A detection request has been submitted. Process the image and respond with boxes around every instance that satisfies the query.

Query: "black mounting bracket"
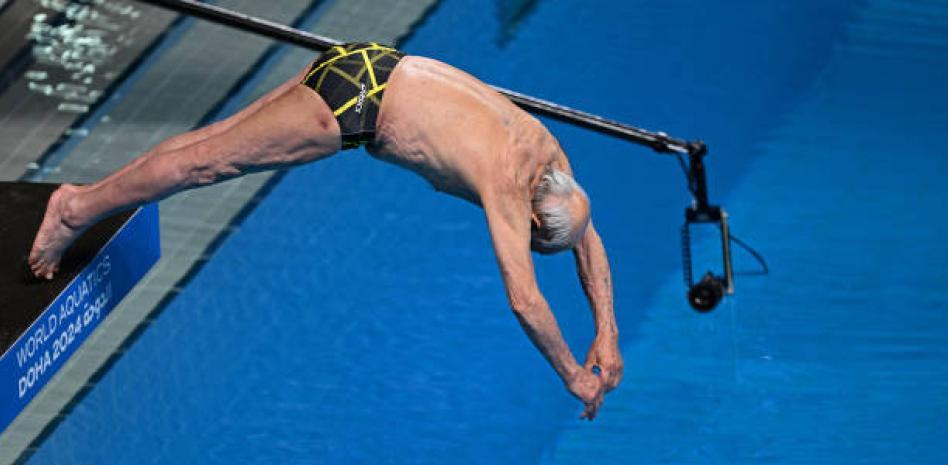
[677,142,734,312]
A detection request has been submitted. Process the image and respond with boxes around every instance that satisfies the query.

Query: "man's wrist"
[595,323,619,340]
[562,361,583,386]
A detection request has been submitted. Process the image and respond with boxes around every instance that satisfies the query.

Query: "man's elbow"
[509,290,544,316]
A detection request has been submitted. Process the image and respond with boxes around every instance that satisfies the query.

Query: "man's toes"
[31,261,53,280]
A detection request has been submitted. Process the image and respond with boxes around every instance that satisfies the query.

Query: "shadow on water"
[495,0,541,47]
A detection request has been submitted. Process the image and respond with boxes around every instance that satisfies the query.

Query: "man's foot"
[28,184,87,280]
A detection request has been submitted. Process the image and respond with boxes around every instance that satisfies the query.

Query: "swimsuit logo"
[355,83,368,114]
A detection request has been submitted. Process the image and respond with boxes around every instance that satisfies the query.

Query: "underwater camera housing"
[676,141,734,312]
[682,204,733,312]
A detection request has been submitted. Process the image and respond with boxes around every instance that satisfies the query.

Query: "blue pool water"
[28,0,948,463]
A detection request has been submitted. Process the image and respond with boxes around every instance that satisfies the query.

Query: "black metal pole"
[136,0,702,155]
[688,146,711,210]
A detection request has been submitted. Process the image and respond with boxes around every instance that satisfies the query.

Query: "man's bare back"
[27,46,622,419]
[371,56,561,205]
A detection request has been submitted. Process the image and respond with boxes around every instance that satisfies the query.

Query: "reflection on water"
[25,0,143,114]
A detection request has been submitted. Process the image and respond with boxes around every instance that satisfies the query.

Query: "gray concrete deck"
[0,0,438,462]
[0,0,177,181]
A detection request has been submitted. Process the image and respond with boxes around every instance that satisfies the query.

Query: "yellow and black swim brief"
[301,42,405,150]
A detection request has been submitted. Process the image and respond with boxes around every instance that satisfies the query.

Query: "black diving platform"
[0,182,159,432]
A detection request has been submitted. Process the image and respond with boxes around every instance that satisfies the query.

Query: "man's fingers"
[589,362,621,392]
[603,370,619,392]
[579,395,604,421]
[573,365,607,420]
[583,358,597,371]
[579,399,594,420]
[583,358,606,381]
[586,401,600,421]
[580,404,595,420]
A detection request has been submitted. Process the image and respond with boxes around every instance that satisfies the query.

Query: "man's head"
[530,168,591,254]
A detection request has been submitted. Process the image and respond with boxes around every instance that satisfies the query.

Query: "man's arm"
[482,194,605,419]
[545,146,624,392]
[573,223,623,391]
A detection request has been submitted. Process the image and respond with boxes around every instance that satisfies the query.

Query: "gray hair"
[531,168,589,254]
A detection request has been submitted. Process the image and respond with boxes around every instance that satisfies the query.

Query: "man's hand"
[570,221,621,393]
[567,366,606,420]
[584,335,623,392]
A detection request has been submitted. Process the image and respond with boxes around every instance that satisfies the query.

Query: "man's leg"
[28,70,341,279]
[92,69,309,187]
[148,68,309,153]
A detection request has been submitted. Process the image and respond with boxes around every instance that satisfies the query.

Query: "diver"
[27,43,622,420]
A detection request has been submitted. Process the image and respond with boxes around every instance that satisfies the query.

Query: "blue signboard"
[0,204,160,432]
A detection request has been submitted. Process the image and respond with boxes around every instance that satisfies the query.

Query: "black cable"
[674,152,697,196]
[728,232,769,276]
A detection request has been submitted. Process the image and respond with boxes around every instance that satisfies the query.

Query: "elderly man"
[28,43,622,419]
